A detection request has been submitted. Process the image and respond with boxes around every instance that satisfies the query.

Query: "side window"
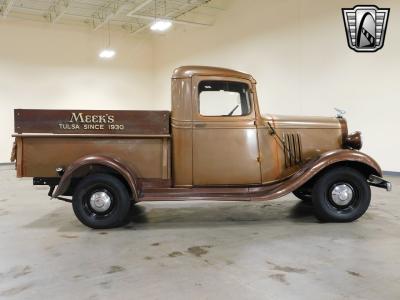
[199,81,251,117]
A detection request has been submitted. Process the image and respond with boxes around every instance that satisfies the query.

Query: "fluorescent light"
[150,19,172,32]
[99,49,116,59]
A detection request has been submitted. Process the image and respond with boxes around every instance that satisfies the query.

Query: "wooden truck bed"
[12,109,171,180]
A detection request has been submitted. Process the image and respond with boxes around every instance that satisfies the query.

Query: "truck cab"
[172,66,262,186]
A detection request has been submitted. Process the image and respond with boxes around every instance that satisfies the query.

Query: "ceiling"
[0,0,228,34]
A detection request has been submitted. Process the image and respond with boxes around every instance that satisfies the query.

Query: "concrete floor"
[0,167,399,300]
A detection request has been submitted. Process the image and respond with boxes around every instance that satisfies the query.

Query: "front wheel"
[312,167,371,222]
[72,173,132,229]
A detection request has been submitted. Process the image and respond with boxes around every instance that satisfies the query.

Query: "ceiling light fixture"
[150,0,172,32]
[150,19,172,31]
[99,21,116,59]
[99,49,116,58]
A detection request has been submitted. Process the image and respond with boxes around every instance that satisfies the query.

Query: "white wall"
[1,0,399,172]
[0,19,154,162]
[153,0,400,172]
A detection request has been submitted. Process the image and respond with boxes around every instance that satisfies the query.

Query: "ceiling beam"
[92,1,127,31]
[48,0,69,24]
[127,0,153,16]
[2,0,16,18]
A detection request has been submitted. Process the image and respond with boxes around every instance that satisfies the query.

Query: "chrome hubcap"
[89,191,112,213]
[331,184,354,206]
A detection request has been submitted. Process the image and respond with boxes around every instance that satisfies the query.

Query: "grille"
[282,133,302,168]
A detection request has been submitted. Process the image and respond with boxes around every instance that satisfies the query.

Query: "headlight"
[344,131,362,150]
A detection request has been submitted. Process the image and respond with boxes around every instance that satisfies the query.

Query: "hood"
[262,114,342,129]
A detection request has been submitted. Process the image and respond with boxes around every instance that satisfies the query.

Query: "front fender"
[250,149,382,200]
[309,149,382,177]
[53,155,141,200]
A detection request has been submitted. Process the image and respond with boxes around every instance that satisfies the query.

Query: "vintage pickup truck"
[11,66,391,229]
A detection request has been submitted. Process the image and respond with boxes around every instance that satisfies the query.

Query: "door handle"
[194,123,206,128]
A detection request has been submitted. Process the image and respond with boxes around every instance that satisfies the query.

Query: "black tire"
[72,173,132,229]
[293,189,312,202]
[312,167,371,222]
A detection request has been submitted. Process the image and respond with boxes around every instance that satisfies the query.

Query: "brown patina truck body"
[11,66,391,227]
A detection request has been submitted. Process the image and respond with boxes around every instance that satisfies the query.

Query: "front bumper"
[368,174,392,191]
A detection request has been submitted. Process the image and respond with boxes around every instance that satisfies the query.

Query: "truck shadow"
[23,199,315,232]
[126,200,316,228]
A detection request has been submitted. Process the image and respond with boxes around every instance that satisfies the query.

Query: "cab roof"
[172,66,256,83]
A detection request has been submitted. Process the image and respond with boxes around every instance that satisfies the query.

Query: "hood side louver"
[282,133,302,168]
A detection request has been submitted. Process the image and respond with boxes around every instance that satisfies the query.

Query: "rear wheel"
[72,173,132,229]
[312,167,371,222]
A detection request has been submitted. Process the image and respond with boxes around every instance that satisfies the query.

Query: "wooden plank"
[12,133,171,138]
[14,109,170,135]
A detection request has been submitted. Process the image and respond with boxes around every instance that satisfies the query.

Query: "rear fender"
[52,155,141,200]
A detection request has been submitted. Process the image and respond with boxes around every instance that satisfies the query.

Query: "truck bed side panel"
[13,109,171,180]
[19,137,169,179]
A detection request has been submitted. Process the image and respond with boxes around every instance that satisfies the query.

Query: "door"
[192,76,261,185]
